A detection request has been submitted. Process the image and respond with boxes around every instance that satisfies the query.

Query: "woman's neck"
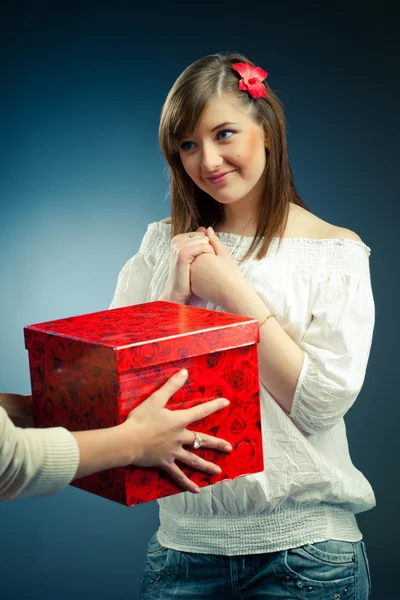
[216,208,258,237]
[215,202,300,237]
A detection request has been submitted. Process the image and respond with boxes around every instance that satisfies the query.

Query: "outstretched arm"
[0,369,231,500]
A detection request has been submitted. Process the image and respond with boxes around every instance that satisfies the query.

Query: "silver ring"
[192,433,204,450]
[188,233,196,238]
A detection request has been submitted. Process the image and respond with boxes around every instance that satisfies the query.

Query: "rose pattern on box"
[25,302,263,505]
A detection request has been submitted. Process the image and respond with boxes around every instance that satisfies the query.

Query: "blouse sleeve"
[109,224,161,309]
[0,407,80,500]
[290,250,375,435]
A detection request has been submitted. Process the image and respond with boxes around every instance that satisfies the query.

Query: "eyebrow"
[210,121,238,132]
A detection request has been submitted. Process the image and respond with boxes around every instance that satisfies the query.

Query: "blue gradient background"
[0,2,398,599]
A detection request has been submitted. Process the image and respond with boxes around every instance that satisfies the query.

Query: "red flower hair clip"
[232,62,268,99]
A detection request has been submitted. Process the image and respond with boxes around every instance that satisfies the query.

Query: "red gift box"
[24,301,263,505]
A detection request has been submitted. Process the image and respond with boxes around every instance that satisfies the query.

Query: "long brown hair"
[159,51,307,260]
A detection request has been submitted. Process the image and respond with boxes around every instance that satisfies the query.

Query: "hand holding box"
[25,301,263,505]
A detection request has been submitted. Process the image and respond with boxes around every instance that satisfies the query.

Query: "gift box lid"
[24,301,260,372]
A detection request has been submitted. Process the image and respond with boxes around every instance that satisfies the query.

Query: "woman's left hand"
[190,227,248,308]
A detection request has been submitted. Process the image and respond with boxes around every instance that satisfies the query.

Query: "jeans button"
[307,586,313,592]
[343,589,348,595]
[285,575,291,581]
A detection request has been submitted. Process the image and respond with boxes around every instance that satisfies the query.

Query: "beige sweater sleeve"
[0,406,80,500]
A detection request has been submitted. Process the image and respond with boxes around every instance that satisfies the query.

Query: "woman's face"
[178,93,267,210]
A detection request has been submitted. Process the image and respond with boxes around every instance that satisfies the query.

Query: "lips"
[206,170,236,185]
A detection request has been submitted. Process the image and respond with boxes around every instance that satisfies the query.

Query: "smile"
[206,170,236,185]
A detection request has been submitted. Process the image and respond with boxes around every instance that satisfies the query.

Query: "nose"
[201,142,223,172]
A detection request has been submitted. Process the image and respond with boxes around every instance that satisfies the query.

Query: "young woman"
[110,52,374,599]
[0,370,231,500]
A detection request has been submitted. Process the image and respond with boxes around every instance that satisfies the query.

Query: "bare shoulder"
[159,217,172,224]
[326,226,362,241]
[286,205,362,241]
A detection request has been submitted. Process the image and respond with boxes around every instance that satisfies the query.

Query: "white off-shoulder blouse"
[110,221,376,555]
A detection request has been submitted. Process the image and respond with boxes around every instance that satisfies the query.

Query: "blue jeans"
[140,535,371,599]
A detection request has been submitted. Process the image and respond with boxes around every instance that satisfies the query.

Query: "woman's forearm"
[71,421,139,479]
[221,284,305,414]
[1,369,233,496]
[0,393,140,480]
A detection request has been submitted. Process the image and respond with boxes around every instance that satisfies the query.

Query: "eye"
[180,140,196,152]
[216,129,235,141]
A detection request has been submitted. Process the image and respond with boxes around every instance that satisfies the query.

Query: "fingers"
[173,231,207,243]
[182,429,232,453]
[148,369,188,408]
[205,227,230,257]
[164,462,200,494]
[177,448,223,475]
[184,241,215,264]
[186,431,232,453]
[176,235,212,249]
[173,236,215,264]
[184,397,230,424]
[173,232,213,250]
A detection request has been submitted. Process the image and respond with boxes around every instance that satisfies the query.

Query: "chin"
[214,197,242,205]
[211,192,247,205]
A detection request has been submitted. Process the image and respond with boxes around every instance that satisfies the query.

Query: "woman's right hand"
[160,229,215,305]
[124,369,232,493]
